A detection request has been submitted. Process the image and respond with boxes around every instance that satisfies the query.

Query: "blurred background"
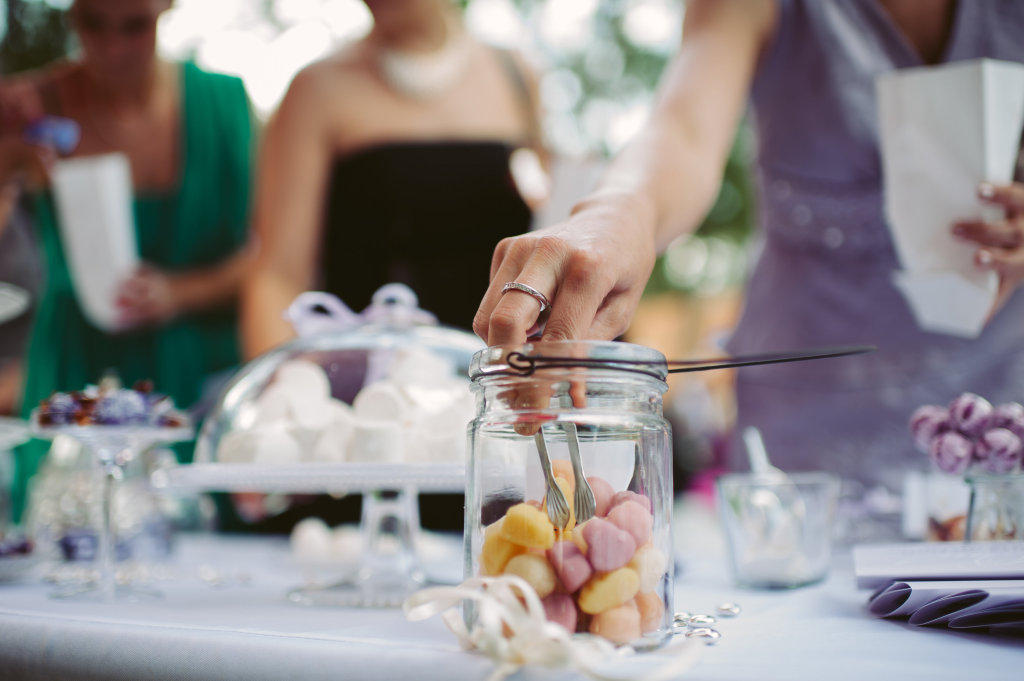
[0,0,757,487]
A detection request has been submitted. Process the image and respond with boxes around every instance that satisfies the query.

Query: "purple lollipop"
[909,404,951,453]
[974,427,1023,475]
[948,392,993,438]
[988,402,1024,441]
[929,431,973,475]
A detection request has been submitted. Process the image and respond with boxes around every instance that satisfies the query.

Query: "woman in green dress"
[0,0,255,522]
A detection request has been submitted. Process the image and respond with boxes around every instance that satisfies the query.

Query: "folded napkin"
[878,58,1024,338]
[868,579,1024,633]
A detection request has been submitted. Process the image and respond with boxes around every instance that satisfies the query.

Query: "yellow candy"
[589,602,641,645]
[571,519,590,555]
[550,460,576,494]
[500,503,556,550]
[503,553,557,598]
[480,518,526,576]
[542,477,576,530]
[578,567,639,615]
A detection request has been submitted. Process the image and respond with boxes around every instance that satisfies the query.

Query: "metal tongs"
[535,422,596,530]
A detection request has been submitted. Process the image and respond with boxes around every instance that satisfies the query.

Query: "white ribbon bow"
[403,575,703,681]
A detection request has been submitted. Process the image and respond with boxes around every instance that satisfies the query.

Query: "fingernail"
[977,250,993,266]
[978,183,996,199]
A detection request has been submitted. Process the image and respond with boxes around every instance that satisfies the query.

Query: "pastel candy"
[611,490,652,513]
[589,602,641,645]
[542,477,575,530]
[587,476,616,517]
[546,540,593,593]
[607,500,653,546]
[582,517,637,572]
[571,519,590,555]
[550,460,576,494]
[628,543,668,593]
[578,567,640,614]
[634,591,665,633]
[481,519,526,576]
[500,503,556,550]
[504,553,557,598]
[542,592,578,633]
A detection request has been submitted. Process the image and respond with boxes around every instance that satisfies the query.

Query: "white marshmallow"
[274,359,331,399]
[352,380,409,423]
[387,346,456,386]
[291,517,333,561]
[254,383,293,423]
[348,419,404,463]
[247,425,303,465]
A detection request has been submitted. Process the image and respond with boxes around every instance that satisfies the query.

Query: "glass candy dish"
[29,394,192,600]
[158,284,483,607]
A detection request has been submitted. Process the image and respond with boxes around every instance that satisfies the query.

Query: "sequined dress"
[725,0,1024,491]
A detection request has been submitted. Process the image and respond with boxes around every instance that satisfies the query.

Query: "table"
[1,502,1021,681]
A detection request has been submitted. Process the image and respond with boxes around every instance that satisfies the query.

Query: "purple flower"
[948,392,994,438]
[988,402,1024,441]
[909,404,951,453]
[974,427,1023,475]
[929,431,973,475]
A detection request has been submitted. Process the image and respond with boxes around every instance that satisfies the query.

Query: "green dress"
[13,62,255,523]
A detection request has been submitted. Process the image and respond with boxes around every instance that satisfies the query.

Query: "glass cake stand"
[30,414,193,600]
[156,461,464,607]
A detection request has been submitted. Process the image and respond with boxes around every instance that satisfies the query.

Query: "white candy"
[274,359,331,399]
[312,420,352,463]
[387,347,456,386]
[291,517,333,561]
[353,381,410,423]
[254,383,293,423]
[248,425,303,465]
[348,419,404,463]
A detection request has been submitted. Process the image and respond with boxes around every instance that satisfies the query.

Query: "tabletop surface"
[1,504,1022,681]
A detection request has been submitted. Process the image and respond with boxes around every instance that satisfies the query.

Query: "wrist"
[570,189,658,239]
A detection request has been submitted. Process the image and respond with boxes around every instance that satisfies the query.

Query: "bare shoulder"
[285,41,375,106]
[684,0,779,45]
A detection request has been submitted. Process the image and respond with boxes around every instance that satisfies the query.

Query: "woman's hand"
[953,182,1024,316]
[473,191,658,347]
[115,264,184,328]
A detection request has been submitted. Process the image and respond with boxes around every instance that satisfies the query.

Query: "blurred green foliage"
[0,0,71,75]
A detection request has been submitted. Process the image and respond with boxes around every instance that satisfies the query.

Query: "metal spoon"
[563,422,596,523]
[534,429,571,529]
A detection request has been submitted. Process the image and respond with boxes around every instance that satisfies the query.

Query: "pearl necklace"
[375,31,473,99]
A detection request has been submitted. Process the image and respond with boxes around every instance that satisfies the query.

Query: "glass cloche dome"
[194,284,484,472]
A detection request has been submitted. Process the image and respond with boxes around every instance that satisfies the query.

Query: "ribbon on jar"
[403,575,703,681]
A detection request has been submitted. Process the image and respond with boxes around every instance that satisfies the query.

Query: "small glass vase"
[964,473,1024,542]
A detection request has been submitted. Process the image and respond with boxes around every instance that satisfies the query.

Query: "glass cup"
[716,471,840,589]
[965,473,1024,541]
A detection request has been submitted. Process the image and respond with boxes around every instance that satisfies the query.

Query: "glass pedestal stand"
[30,420,192,601]
[288,486,434,608]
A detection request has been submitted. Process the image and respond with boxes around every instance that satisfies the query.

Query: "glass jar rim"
[469,340,668,382]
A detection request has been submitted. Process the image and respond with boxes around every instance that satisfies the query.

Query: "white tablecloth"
[1,503,1021,681]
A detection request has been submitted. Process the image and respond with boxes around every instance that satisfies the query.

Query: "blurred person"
[0,0,256,522]
[242,0,544,357]
[473,0,1024,495]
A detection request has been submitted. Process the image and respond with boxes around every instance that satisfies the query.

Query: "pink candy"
[542,592,577,633]
[610,490,652,513]
[587,476,616,517]
[607,500,653,547]
[582,518,637,572]
[546,541,593,593]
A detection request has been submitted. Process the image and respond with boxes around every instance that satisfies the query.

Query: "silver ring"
[501,281,551,313]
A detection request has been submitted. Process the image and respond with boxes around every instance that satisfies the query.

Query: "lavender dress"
[726,0,1024,492]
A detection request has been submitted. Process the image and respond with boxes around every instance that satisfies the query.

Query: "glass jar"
[466,341,673,649]
[965,473,1024,541]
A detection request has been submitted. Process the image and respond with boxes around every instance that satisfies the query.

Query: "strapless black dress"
[320,140,533,331]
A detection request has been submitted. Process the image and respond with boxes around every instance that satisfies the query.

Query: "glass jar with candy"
[466,341,673,649]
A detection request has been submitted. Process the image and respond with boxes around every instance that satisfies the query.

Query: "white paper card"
[877,58,1024,338]
[852,540,1024,589]
[50,153,138,332]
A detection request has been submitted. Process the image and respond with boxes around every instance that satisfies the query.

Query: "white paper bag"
[50,153,138,332]
[877,58,1024,338]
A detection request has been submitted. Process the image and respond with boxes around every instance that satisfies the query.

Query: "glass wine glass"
[30,415,192,600]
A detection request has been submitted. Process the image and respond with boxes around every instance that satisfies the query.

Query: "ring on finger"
[501,281,552,313]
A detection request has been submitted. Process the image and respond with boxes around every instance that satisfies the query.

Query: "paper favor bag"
[877,58,1024,338]
[51,153,138,332]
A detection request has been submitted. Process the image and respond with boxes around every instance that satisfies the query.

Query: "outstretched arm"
[241,65,336,358]
[474,0,777,346]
